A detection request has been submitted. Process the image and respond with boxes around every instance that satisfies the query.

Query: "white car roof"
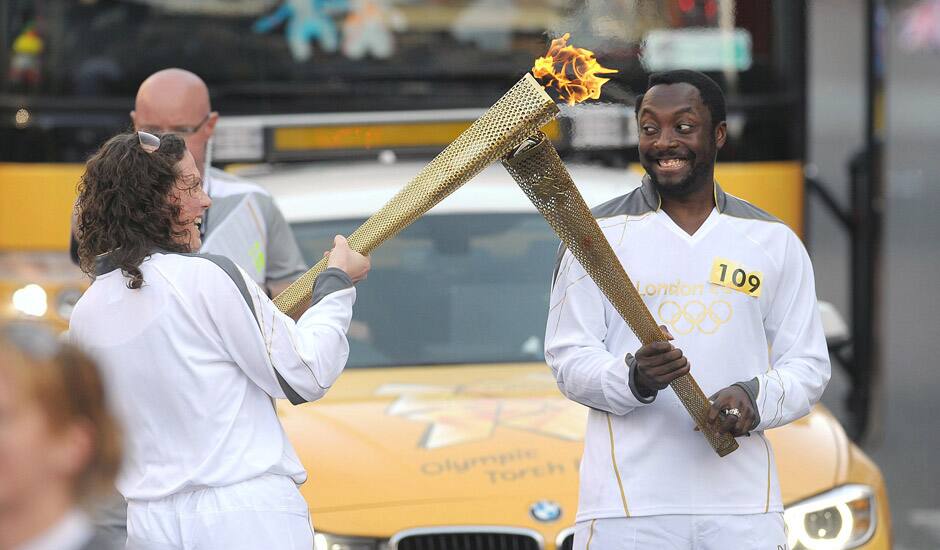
[240,160,644,223]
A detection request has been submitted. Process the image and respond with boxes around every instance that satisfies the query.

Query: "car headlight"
[784,484,876,550]
[313,533,387,550]
[12,284,48,317]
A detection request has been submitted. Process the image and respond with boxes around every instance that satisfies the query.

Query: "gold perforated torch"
[273,35,605,318]
[503,35,738,457]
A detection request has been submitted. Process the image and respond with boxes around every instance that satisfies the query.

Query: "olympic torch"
[273,33,609,319]
[503,132,739,457]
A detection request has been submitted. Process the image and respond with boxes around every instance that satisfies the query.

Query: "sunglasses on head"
[138,131,161,153]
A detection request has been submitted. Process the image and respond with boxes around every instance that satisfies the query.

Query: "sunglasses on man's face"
[137,113,211,137]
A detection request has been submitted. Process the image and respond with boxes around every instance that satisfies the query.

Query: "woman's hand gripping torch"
[272,34,614,319]
[502,132,739,457]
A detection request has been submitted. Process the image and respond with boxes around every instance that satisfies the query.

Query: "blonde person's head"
[0,321,121,510]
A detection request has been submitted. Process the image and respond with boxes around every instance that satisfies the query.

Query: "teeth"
[658,159,686,168]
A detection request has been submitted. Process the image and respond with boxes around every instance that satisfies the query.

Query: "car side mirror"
[818,301,849,349]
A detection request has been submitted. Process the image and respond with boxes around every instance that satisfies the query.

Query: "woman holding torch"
[69,131,369,549]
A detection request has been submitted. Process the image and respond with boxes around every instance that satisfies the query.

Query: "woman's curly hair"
[76,132,195,289]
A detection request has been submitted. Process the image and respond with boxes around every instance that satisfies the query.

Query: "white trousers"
[125,474,313,550]
[574,513,787,550]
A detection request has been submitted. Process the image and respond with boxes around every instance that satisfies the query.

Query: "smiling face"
[636,82,726,198]
[168,150,211,252]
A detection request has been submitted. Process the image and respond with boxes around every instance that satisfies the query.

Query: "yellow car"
[245,160,892,550]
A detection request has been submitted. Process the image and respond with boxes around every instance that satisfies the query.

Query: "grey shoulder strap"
[720,194,783,223]
[591,187,654,219]
[552,187,653,285]
[180,252,308,405]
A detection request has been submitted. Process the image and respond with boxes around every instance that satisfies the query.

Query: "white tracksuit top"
[545,179,830,521]
[70,251,354,501]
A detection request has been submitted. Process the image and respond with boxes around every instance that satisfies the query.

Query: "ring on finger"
[722,407,741,417]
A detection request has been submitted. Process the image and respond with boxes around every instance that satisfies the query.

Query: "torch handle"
[503,133,738,457]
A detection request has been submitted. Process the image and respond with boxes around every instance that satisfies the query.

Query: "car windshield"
[292,213,559,367]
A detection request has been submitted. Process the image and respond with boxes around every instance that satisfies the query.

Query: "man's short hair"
[634,70,726,129]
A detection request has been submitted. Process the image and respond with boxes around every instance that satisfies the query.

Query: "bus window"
[2,1,804,164]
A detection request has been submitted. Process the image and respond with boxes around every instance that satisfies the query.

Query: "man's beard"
[647,156,709,198]
[643,142,716,198]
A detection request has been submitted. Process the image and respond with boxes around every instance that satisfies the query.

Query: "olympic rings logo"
[657,300,733,335]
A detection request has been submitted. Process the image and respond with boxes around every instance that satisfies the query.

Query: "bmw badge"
[529,500,562,522]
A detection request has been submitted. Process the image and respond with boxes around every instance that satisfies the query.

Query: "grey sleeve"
[311,268,353,306]
[733,377,761,430]
[626,353,657,404]
[261,195,309,283]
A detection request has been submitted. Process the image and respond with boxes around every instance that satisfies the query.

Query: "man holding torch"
[544,70,830,548]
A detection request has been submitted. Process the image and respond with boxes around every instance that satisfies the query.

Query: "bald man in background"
[132,68,307,297]
[80,69,308,548]
[72,68,307,297]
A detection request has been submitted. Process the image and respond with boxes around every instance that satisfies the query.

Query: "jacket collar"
[93,252,119,276]
[93,248,171,277]
[639,174,727,213]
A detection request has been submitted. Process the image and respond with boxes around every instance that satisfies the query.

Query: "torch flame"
[532,33,617,106]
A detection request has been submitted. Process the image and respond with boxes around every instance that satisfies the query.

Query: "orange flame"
[532,33,617,105]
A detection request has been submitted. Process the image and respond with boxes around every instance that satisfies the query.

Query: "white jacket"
[70,251,353,501]
[545,179,830,520]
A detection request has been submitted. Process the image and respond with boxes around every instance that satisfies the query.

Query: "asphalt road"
[818,188,940,550]
[867,167,940,550]
[806,3,940,547]
[813,131,940,550]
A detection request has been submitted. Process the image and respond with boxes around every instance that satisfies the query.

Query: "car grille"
[558,533,574,550]
[395,531,541,550]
